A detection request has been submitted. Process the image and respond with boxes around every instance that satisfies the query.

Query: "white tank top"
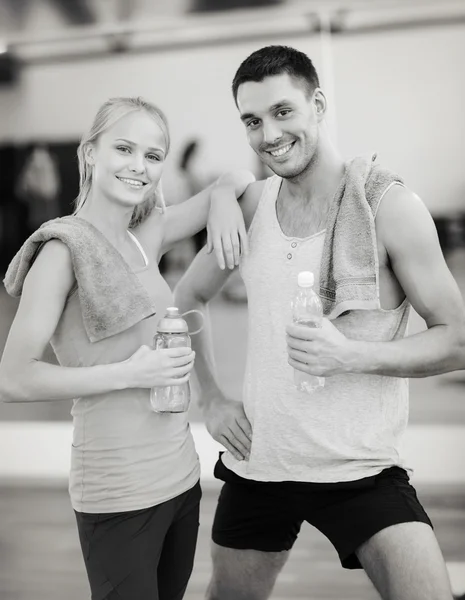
[222,176,411,483]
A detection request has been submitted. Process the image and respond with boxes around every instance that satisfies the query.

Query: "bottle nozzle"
[297,271,314,287]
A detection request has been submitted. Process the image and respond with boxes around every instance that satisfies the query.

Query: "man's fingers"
[237,416,253,441]
[288,357,323,377]
[228,426,251,455]
[286,336,309,352]
[286,323,320,341]
[287,348,310,364]
[219,434,247,461]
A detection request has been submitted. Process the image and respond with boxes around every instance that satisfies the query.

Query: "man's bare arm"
[287,185,465,378]
[352,185,465,376]
[174,180,265,458]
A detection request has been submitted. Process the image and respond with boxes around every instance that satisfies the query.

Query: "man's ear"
[313,88,327,121]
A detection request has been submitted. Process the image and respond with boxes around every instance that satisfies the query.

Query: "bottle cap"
[297,271,314,287]
[156,307,189,333]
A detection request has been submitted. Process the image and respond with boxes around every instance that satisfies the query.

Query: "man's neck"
[275,140,345,238]
[281,141,345,207]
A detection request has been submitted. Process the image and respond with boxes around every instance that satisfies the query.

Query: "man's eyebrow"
[269,100,293,112]
[240,100,293,122]
[240,113,255,123]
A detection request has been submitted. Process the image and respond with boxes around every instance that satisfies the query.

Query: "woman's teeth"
[118,177,145,187]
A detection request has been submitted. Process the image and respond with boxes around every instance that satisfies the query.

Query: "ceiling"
[1,0,464,64]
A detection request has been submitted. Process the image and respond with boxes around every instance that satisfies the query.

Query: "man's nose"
[262,121,283,145]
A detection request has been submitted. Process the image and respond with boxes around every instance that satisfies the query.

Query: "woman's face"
[89,110,167,210]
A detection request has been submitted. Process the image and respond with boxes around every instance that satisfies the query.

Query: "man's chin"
[268,162,303,180]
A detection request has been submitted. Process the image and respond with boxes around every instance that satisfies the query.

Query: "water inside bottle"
[292,318,325,393]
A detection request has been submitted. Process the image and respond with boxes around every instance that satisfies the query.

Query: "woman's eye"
[116,146,130,153]
[147,154,161,162]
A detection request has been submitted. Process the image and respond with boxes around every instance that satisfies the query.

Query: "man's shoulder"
[379,182,422,209]
[365,161,404,212]
[376,183,431,251]
[242,178,268,202]
[240,178,270,229]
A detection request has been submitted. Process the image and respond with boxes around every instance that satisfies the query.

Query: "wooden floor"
[0,483,464,600]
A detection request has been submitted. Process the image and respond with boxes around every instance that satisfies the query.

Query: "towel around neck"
[3,216,157,343]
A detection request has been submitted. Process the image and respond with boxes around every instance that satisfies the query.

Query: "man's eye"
[277,109,291,117]
[247,120,260,129]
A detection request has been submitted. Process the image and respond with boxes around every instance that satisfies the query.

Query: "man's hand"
[204,395,252,461]
[206,184,249,270]
[286,318,356,377]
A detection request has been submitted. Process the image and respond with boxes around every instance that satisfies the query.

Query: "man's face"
[237,73,320,179]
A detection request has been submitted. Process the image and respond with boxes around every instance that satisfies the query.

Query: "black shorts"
[75,481,201,600]
[212,457,432,569]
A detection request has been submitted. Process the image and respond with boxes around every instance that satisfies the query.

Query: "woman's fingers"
[238,222,249,257]
[170,351,196,368]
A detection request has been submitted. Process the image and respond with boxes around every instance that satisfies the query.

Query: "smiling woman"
[0,96,254,600]
[74,97,170,230]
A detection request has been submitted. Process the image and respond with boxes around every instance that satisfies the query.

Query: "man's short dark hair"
[232,45,320,103]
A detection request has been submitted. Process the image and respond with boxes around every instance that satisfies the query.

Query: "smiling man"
[175,45,465,600]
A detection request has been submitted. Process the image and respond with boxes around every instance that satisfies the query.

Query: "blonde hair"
[75,96,170,228]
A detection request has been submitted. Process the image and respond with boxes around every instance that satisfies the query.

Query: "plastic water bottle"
[150,307,191,413]
[291,271,325,394]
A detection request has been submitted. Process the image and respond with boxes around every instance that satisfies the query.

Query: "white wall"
[333,25,465,214]
[0,24,464,212]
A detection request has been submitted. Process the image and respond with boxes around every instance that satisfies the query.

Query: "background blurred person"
[15,144,61,235]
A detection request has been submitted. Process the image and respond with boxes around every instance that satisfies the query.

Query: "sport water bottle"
[150,307,192,413]
[291,271,325,394]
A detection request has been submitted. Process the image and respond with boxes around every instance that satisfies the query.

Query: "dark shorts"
[75,481,201,600]
[212,457,432,569]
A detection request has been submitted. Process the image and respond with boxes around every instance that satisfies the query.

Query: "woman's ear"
[84,143,95,167]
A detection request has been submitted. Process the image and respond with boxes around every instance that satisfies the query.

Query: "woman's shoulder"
[133,207,166,258]
[23,238,75,299]
[32,238,74,279]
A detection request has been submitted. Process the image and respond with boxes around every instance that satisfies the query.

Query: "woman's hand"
[207,170,255,270]
[123,346,195,389]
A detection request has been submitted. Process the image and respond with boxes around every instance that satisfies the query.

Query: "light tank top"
[52,231,200,513]
[222,176,411,482]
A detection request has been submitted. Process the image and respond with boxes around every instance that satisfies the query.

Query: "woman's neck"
[76,194,133,247]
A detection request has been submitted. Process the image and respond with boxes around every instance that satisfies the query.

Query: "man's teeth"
[270,144,293,157]
[119,177,144,187]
